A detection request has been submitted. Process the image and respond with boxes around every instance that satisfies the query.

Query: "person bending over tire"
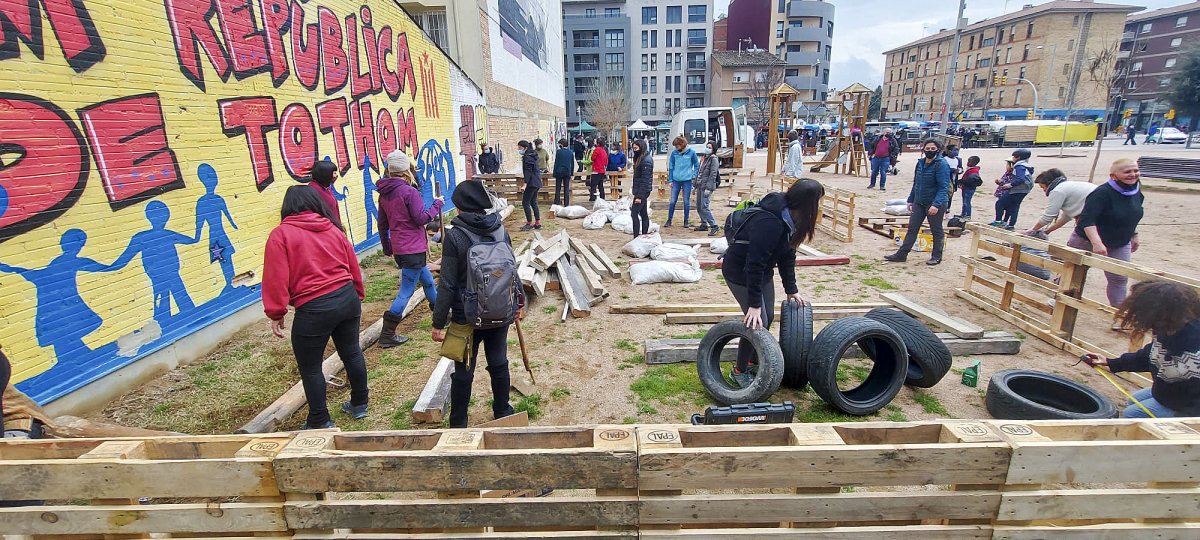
[377,151,443,348]
[723,178,823,387]
[884,138,950,266]
[264,186,369,429]
[1082,280,1200,417]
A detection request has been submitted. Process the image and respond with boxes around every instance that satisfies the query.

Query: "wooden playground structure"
[767,83,872,178]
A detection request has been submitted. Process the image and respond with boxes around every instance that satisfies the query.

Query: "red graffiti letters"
[218,96,279,191]
[0,0,106,72]
[78,94,185,209]
[316,96,350,173]
[165,0,232,91]
[279,102,317,180]
[0,94,89,242]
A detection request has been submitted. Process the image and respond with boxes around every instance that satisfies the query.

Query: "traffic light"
[1026,109,1035,119]
[1123,109,1132,118]
[1002,76,1008,85]
[993,75,1000,85]
[1166,109,1177,119]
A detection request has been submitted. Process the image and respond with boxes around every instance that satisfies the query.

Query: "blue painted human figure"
[361,156,379,239]
[0,183,8,218]
[109,201,198,325]
[193,164,240,291]
[0,229,114,360]
[416,139,457,210]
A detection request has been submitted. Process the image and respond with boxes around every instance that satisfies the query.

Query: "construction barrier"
[3,419,1200,538]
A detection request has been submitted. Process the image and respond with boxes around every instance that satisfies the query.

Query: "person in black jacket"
[478,144,500,174]
[552,138,575,206]
[630,139,653,236]
[1068,158,1144,307]
[723,178,824,387]
[571,135,587,171]
[431,180,524,428]
[517,140,542,231]
[1082,280,1200,417]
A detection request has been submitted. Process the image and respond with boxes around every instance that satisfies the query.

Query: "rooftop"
[711,49,787,67]
[882,0,1143,54]
[1128,0,1200,22]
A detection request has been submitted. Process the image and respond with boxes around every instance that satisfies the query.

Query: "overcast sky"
[714,0,1183,90]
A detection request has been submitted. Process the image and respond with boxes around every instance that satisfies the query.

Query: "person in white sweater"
[1024,169,1096,238]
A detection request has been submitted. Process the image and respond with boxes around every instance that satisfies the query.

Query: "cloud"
[830,56,878,91]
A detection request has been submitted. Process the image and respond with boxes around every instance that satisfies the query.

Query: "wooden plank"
[283,498,639,530]
[475,411,530,429]
[997,488,1200,522]
[643,331,1020,364]
[412,358,455,424]
[0,503,287,535]
[556,256,593,318]
[1004,441,1200,484]
[880,292,985,339]
[589,243,622,278]
[533,233,570,270]
[664,308,880,324]
[293,532,636,539]
[639,491,1001,525]
[991,523,1200,540]
[637,444,1011,490]
[0,459,280,500]
[698,255,850,269]
[638,525,991,539]
[569,236,608,277]
[956,288,1121,360]
[610,302,890,314]
[576,254,607,297]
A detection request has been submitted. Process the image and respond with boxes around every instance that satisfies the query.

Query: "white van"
[668,106,748,156]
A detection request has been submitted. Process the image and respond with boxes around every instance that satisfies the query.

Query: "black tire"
[985,369,1118,420]
[778,301,813,389]
[697,320,785,405]
[864,308,953,388]
[805,317,908,416]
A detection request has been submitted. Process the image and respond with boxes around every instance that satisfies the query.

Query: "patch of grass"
[794,401,870,423]
[671,329,708,339]
[367,369,383,381]
[856,263,876,271]
[1014,331,1027,341]
[550,387,571,400]
[615,339,638,352]
[620,294,630,300]
[949,366,966,376]
[417,317,433,330]
[911,391,949,415]
[813,284,826,294]
[636,401,659,415]
[514,394,544,420]
[618,354,643,370]
[717,274,726,286]
[507,338,518,348]
[630,364,709,407]
[884,409,908,422]
[543,306,558,314]
[851,254,865,260]
[861,277,898,290]
[621,416,638,424]
[390,398,418,430]
[363,270,396,302]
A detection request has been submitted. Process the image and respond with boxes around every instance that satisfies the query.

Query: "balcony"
[687,60,707,70]
[788,0,835,20]
[784,50,823,66]
[573,63,600,72]
[1118,50,1131,59]
[784,26,829,43]
[1121,31,1135,41]
[573,39,600,48]
[687,36,707,47]
[686,83,706,93]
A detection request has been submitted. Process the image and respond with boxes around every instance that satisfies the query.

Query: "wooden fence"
[770,174,857,242]
[957,223,1200,361]
[477,172,628,202]
[4,419,1200,538]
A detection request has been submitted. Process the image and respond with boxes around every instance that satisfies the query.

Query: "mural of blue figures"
[0,183,8,218]
[107,201,198,326]
[354,156,382,253]
[417,138,457,211]
[194,164,240,292]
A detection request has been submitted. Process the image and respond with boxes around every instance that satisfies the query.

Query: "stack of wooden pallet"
[516,230,622,320]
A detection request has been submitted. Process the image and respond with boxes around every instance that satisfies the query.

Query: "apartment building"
[881,0,1139,121]
[629,0,715,123]
[562,0,633,124]
[725,0,833,102]
[1117,1,1200,128]
[708,50,788,124]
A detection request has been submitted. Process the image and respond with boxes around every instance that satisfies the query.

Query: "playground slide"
[807,144,841,172]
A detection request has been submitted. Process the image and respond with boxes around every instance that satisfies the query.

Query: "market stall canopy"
[629,119,652,131]
[573,120,596,132]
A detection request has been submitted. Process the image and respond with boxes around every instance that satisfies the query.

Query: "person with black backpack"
[431,180,524,428]
[721,178,824,388]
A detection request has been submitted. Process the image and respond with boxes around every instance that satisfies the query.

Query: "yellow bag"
[440,322,475,363]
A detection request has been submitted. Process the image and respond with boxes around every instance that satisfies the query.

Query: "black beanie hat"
[452,180,491,213]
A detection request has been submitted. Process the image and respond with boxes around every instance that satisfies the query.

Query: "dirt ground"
[88,142,1200,433]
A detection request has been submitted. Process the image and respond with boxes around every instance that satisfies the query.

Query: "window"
[1166,57,1177,68]
[687,52,704,69]
[998,90,1004,104]
[573,30,598,48]
[1063,63,1070,75]
[786,68,798,76]
[585,8,595,17]
[1141,22,1152,33]
[1027,21,1034,38]
[1128,80,1137,90]
[1022,45,1029,61]
[1072,15,1079,27]
[826,45,832,60]
[641,31,648,48]
[1019,66,1026,79]
[778,0,785,13]
[574,54,599,71]
[978,58,991,68]
[732,71,749,83]
[1005,47,1012,63]
[664,54,672,70]
[651,31,658,47]
[649,99,657,115]
[641,77,648,93]
[666,6,681,24]
[686,97,704,108]
[666,31,673,47]
[982,37,994,47]
[1058,86,1065,98]
[605,53,624,70]
[641,54,648,71]
[1132,61,1143,72]
[1172,37,1183,48]
[650,77,657,93]
[606,30,624,48]
[574,77,596,93]
[688,5,706,23]
[776,22,784,38]
[1178,16,1189,28]
[1160,77,1172,87]
[969,35,975,49]
[686,74,704,92]
[605,7,619,17]
[827,21,834,38]
[934,61,939,74]
[664,76,672,92]
[641,99,648,115]
[413,10,449,49]
[641,7,657,24]
[687,29,706,46]
[675,53,682,70]
[1015,88,1021,105]
[1067,39,1074,52]
[998,28,1005,42]
[675,29,682,46]
[651,54,658,71]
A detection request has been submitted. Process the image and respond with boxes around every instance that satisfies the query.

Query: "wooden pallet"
[859,215,964,239]
[644,330,1021,364]
[1137,156,1200,182]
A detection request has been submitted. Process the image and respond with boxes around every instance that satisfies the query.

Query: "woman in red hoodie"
[263,186,368,429]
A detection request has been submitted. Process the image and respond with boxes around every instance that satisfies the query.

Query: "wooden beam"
[533,235,570,271]
[881,292,985,339]
[664,308,879,324]
[589,243,622,278]
[644,331,1021,364]
[412,357,455,424]
[568,236,608,278]
[556,256,592,318]
[533,230,564,254]
[699,255,849,269]
[611,302,890,314]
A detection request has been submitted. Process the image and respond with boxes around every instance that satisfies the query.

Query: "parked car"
[1147,127,1188,144]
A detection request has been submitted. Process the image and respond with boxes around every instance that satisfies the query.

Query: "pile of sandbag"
[622,236,703,284]
[881,198,910,216]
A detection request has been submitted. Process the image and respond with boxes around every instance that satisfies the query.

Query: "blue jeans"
[869,156,890,188]
[959,188,975,218]
[994,192,1027,227]
[389,266,437,315]
[695,186,716,227]
[668,181,693,224]
[1123,387,1176,418]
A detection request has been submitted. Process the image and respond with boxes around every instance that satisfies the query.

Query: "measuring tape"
[1090,364,1156,418]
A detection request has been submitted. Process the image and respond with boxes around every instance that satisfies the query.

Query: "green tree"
[869,85,882,120]
[1166,45,1200,148]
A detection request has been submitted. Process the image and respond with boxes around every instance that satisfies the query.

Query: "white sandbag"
[593,198,616,213]
[651,243,699,261]
[485,193,509,215]
[622,233,662,258]
[885,198,908,207]
[710,237,729,254]
[610,213,634,233]
[557,205,590,219]
[882,204,910,216]
[582,211,608,230]
[615,196,633,212]
[630,259,703,284]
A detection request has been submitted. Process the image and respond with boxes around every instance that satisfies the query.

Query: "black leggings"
[554,175,571,206]
[522,184,541,222]
[726,276,775,371]
[590,173,606,200]
[0,349,10,431]
[291,284,369,426]
[631,198,650,235]
[449,325,514,428]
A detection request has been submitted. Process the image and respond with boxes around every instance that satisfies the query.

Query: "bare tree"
[746,64,786,126]
[583,77,630,140]
[1084,39,1129,181]
[956,89,979,120]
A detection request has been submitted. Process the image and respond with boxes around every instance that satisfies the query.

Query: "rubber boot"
[378,311,409,348]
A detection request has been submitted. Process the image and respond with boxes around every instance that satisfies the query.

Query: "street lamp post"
[940,0,967,135]
[1017,78,1039,118]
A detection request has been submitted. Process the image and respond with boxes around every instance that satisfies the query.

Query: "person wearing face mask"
[1069,159,1145,308]
[478,144,500,174]
[630,139,654,236]
[534,138,550,175]
[943,145,963,209]
[884,139,950,266]
[694,141,721,235]
[517,140,543,231]
[992,149,1034,230]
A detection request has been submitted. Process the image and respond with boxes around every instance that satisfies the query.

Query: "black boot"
[378,310,409,348]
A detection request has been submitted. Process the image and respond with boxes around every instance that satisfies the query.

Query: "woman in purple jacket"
[377,150,444,347]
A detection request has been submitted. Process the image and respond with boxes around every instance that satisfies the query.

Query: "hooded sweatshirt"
[669,147,700,183]
[1108,319,1200,416]
[958,165,983,190]
[721,192,799,308]
[262,211,364,321]
[377,175,443,257]
[432,211,525,329]
[308,181,341,224]
[1008,160,1034,195]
